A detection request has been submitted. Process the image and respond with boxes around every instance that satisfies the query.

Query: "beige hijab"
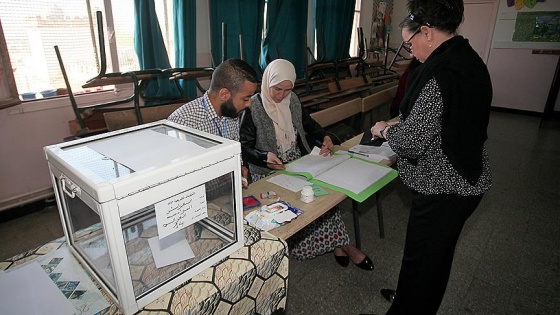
[260,59,297,152]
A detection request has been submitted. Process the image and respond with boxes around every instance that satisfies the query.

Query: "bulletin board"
[512,11,560,42]
[0,19,20,109]
[492,0,560,49]
[369,0,393,50]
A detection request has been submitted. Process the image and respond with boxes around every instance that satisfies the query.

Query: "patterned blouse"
[386,78,492,196]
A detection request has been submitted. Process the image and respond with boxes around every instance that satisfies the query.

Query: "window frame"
[0,21,20,109]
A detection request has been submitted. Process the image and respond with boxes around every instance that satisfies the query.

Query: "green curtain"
[209,0,265,77]
[173,0,197,100]
[134,0,181,104]
[315,0,356,61]
[261,0,308,78]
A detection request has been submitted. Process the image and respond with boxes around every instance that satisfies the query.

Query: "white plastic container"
[44,120,244,315]
[300,185,314,203]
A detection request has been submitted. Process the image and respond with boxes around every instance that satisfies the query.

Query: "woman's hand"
[372,121,390,139]
[266,152,285,170]
[319,136,334,156]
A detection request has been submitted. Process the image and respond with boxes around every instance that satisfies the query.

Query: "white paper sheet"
[266,174,310,192]
[349,143,396,162]
[315,158,392,194]
[155,185,208,239]
[87,129,206,171]
[35,246,110,315]
[0,261,76,315]
[148,232,195,269]
[270,210,298,223]
[285,153,350,177]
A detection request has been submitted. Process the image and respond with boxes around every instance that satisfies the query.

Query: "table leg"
[352,199,361,249]
[376,192,385,238]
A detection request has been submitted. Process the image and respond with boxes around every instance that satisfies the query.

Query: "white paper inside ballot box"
[155,185,208,239]
[87,129,206,171]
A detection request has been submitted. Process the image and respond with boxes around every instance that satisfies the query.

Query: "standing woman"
[371,0,493,313]
[240,59,373,269]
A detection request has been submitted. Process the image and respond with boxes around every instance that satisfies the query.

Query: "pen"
[348,150,369,157]
[263,160,284,166]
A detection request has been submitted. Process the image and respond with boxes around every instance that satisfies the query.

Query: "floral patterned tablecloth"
[0,225,288,315]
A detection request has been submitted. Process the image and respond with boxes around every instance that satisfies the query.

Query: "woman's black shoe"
[381,289,396,302]
[354,255,374,271]
[334,255,350,267]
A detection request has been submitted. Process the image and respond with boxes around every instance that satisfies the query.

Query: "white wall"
[383,0,559,113]
[0,89,138,210]
[488,0,560,112]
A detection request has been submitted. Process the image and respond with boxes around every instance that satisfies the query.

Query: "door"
[459,0,499,64]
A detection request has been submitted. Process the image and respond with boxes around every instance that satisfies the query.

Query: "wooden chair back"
[310,98,362,128]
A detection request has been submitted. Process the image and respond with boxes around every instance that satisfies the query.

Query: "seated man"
[168,58,259,191]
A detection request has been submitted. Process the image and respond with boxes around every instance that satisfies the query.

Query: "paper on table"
[270,210,298,223]
[88,129,206,171]
[148,232,195,269]
[285,153,350,178]
[0,261,76,315]
[349,143,396,162]
[266,173,310,192]
[35,245,110,315]
[314,158,392,195]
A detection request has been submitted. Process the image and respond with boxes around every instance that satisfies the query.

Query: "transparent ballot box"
[44,120,244,315]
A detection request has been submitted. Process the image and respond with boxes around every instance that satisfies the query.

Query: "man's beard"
[221,98,240,118]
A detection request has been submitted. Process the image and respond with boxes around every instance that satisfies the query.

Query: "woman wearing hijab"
[240,59,373,269]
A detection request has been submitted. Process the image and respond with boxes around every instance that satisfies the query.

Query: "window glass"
[349,1,361,57]
[0,0,174,100]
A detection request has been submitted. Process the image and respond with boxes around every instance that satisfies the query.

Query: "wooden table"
[333,133,396,242]
[243,175,347,240]
[243,133,398,247]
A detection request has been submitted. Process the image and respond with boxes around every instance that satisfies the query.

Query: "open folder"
[277,151,398,202]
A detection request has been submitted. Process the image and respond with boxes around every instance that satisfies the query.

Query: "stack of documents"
[348,143,397,162]
[244,201,303,231]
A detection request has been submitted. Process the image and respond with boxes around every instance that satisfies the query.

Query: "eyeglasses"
[402,13,432,51]
[403,29,420,51]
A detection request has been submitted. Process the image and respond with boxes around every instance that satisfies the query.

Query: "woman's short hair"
[210,59,258,94]
[400,0,464,34]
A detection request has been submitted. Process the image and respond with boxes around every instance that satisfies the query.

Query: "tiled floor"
[0,111,559,314]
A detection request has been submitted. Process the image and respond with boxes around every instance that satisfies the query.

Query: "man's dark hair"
[209,59,258,94]
[401,0,464,34]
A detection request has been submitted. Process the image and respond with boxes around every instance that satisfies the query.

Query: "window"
[311,1,362,60]
[0,0,174,101]
[349,0,361,57]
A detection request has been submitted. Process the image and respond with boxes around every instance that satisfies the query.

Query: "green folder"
[276,154,398,203]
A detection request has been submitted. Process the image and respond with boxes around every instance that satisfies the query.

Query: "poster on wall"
[0,20,21,109]
[513,11,560,42]
[370,0,393,50]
